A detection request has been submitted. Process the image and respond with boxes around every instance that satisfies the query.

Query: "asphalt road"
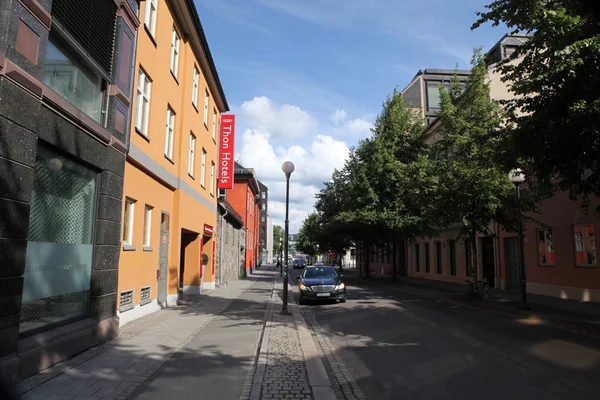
[291,268,600,400]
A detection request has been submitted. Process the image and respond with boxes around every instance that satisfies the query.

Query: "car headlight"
[300,283,310,291]
[334,282,345,291]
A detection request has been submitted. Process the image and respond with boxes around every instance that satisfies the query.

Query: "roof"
[218,200,244,227]
[234,161,260,195]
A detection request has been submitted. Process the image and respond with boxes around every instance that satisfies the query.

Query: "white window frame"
[201,148,206,187]
[212,109,217,140]
[210,161,215,195]
[170,28,180,78]
[164,107,175,160]
[144,0,157,38]
[192,67,199,108]
[188,133,196,177]
[537,228,555,265]
[123,198,136,246]
[203,90,209,126]
[135,68,151,136]
[143,205,153,248]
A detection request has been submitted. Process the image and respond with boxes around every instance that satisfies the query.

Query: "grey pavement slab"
[126,272,275,400]
[16,270,274,400]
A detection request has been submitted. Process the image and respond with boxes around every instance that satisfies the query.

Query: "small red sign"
[204,224,214,236]
[329,253,336,258]
[218,114,235,190]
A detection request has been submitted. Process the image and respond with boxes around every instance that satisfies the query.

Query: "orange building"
[117,0,228,325]
[228,162,263,274]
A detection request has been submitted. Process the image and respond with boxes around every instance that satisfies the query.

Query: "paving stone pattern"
[16,278,257,400]
[261,291,313,400]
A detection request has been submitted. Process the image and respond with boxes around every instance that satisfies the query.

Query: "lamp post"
[279,237,283,276]
[281,160,295,314]
[509,168,529,310]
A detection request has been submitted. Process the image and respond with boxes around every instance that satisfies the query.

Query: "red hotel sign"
[218,114,235,189]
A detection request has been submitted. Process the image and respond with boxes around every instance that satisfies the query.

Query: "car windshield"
[294,259,304,264]
[303,267,337,279]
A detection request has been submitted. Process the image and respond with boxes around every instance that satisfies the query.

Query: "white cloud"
[332,118,374,139]
[235,128,349,234]
[331,109,347,125]
[239,96,316,139]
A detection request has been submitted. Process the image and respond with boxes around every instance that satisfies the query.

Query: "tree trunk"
[392,237,398,282]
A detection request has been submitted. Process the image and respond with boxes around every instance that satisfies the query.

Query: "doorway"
[481,237,495,287]
[179,230,198,290]
[504,237,519,291]
[158,212,169,305]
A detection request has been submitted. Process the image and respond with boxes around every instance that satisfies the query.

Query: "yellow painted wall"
[119,0,224,307]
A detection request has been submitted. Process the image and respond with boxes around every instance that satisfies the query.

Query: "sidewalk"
[343,267,600,335]
[14,268,274,400]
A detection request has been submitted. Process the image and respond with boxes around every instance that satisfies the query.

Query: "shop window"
[415,243,420,272]
[424,243,430,273]
[122,198,136,245]
[43,36,105,123]
[537,229,555,265]
[435,241,442,274]
[449,240,457,275]
[574,224,596,266]
[20,146,97,334]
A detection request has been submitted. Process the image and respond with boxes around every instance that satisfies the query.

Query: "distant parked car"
[293,258,306,269]
[297,265,346,305]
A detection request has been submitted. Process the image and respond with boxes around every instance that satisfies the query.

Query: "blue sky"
[194,0,506,233]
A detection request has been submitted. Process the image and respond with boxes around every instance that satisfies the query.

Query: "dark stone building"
[0,0,139,383]
[258,180,268,265]
[215,200,246,288]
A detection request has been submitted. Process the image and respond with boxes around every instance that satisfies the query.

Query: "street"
[290,268,600,400]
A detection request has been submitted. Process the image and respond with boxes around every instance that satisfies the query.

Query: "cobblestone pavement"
[14,273,268,400]
[261,283,313,400]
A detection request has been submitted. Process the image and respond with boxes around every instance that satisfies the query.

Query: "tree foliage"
[473,0,600,204]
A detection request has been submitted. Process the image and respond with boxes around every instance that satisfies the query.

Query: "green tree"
[473,1,600,204]
[296,213,322,262]
[416,50,515,292]
[273,225,283,261]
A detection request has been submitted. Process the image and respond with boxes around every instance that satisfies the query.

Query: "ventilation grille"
[120,290,133,307]
[51,0,117,74]
[140,286,151,302]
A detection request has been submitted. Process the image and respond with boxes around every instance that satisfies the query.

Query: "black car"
[293,258,306,269]
[297,265,346,304]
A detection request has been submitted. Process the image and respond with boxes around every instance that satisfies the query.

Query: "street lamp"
[509,168,529,310]
[279,237,283,276]
[281,160,295,314]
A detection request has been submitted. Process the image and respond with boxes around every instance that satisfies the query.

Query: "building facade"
[358,33,600,304]
[215,200,246,287]
[0,0,139,382]
[228,162,261,275]
[258,180,269,265]
[266,216,274,264]
[117,0,229,326]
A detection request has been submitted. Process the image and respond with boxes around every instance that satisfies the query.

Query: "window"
[164,107,175,159]
[465,239,473,277]
[135,68,151,136]
[424,243,430,273]
[43,37,104,123]
[415,244,420,272]
[188,133,196,177]
[143,205,153,247]
[123,198,136,245]
[192,67,199,107]
[574,224,596,266]
[144,0,157,38]
[435,241,442,274]
[170,28,180,78]
[212,109,217,139]
[449,240,457,276]
[210,161,215,195]
[200,148,206,187]
[204,90,209,125]
[537,229,555,265]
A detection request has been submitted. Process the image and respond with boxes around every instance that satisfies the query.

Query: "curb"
[246,273,277,400]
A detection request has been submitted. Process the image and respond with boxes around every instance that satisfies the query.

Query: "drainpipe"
[218,207,228,287]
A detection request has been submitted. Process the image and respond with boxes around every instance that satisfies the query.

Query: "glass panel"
[21,146,97,334]
[43,38,104,123]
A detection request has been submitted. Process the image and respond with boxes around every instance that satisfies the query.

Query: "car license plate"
[316,293,330,297]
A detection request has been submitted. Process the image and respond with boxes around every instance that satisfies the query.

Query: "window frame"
[170,27,180,79]
[212,109,217,140]
[200,148,207,187]
[203,90,209,126]
[210,161,215,195]
[122,198,136,246]
[188,132,196,177]
[537,228,555,266]
[574,224,597,267]
[164,107,175,161]
[192,66,199,108]
[144,0,158,39]
[135,68,151,137]
[143,205,153,248]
